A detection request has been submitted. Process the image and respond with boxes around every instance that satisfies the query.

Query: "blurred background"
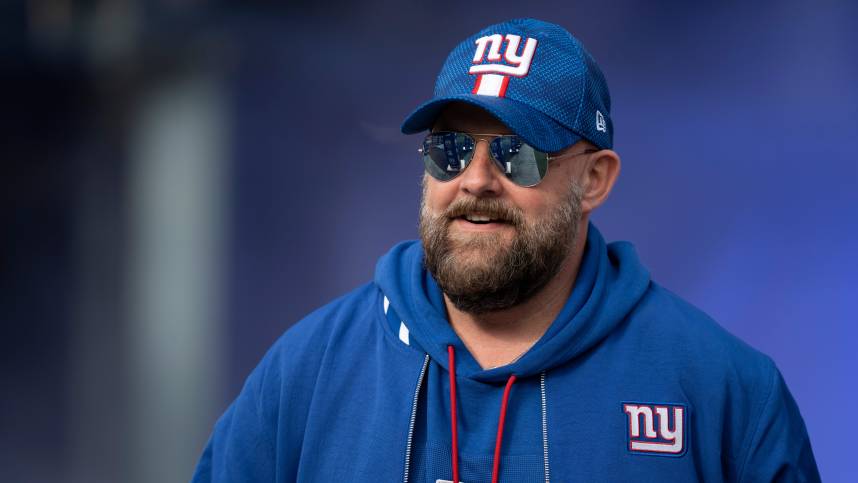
[2,0,856,482]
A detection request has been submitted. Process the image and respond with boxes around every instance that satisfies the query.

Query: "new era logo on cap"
[596,111,607,132]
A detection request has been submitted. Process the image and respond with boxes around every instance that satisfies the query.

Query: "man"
[192,18,819,482]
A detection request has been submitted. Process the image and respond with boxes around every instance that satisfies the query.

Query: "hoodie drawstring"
[492,373,517,483]
[447,345,517,483]
[447,346,460,483]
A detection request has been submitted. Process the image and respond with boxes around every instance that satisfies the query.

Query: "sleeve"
[190,352,280,483]
[737,365,821,483]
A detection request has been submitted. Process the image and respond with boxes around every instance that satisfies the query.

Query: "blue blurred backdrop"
[2,1,855,482]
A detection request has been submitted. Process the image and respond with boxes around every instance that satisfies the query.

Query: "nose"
[459,140,504,197]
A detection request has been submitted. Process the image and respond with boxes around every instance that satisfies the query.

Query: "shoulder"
[233,281,383,426]
[282,282,380,339]
[630,283,819,481]
[264,282,382,371]
[623,282,808,474]
[191,282,386,481]
[628,281,777,387]
[634,281,772,363]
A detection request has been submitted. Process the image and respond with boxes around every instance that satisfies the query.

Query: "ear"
[580,149,621,214]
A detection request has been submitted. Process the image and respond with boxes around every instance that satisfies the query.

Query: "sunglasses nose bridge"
[472,136,508,174]
[458,137,505,196]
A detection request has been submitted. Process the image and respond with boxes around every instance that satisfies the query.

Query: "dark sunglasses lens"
[490,136,548,187]
[422,132,475,181]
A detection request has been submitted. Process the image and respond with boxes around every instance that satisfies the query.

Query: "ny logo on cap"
[469,34,538,98]
[623,402,686,456]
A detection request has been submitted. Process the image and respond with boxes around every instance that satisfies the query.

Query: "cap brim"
[400,94,582,153]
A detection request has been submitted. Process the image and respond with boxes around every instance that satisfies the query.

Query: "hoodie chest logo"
[622,402,687,456]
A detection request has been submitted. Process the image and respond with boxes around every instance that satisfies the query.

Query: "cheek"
[519,170,577,214]
[424,178,459,212]
[508,189,554,219]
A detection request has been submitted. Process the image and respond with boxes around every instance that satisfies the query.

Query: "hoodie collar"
[374,222,651,383]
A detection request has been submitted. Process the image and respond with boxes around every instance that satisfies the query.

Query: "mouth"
[452,212,508,224]
[449,212,514,232]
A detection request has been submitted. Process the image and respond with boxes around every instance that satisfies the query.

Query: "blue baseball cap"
[401,18,613,152]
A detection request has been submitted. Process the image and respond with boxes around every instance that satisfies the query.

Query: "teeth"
[465,214,493,222]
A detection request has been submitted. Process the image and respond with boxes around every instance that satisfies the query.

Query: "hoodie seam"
[735,360,777,483]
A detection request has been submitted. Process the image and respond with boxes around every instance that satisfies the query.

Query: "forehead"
[432,102,513,134]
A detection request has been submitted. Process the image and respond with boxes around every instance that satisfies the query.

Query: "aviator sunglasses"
[419,131,598,187]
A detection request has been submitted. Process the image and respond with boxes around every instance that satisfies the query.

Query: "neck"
[444,221,589,369]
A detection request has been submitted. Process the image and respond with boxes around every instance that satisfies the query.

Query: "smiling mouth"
[454,213,510,225]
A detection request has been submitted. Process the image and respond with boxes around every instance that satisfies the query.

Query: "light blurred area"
[1,1,856,482]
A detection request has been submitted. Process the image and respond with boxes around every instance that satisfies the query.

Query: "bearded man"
[192,18,819,483]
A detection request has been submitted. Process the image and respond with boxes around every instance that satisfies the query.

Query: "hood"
[373,221,650,383]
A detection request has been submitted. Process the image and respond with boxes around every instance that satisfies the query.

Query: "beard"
[419,178,584,314]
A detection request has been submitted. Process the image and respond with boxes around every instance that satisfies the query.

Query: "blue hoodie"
[192,223,819,482]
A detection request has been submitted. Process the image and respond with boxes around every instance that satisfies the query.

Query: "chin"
[447,238,511,269]
[448,227,514,247]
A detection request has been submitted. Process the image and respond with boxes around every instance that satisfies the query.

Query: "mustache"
[444,197,523,225]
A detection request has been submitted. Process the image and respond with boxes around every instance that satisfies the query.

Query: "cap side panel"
[573,39,587,137]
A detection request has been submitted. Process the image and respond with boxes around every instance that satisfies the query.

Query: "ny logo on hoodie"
[623,402,687,456]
